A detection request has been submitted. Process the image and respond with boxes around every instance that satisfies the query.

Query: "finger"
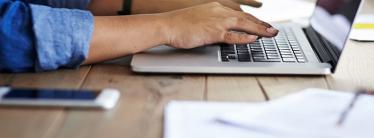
[228,17,278,37]
[223,31,258,44]
[222,1,243,11]
[236,0,263,8]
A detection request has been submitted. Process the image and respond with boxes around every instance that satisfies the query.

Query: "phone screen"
[2,89,101,100]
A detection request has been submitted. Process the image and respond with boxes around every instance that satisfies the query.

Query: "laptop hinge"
[303,26,338,72]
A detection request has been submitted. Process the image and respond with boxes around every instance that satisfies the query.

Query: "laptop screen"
[309,0,362,60]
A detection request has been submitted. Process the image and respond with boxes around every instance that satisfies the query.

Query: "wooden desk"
[0,2,373,138]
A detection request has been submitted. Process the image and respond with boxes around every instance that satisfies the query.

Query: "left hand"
[132,0,263,14]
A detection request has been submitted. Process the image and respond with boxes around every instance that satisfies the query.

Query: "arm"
[84,14,168,64]
[84,3,278,64]
[0,1,275,72]
[87,0,263,15]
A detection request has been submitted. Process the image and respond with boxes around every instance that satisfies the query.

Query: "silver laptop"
[131,0,363,75]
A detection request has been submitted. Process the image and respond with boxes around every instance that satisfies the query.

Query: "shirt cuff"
[48,0,91,10]
[30,4,94,72]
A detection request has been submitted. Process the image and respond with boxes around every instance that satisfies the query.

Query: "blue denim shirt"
[0,0,93,72]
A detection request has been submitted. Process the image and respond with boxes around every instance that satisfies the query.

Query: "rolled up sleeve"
[30,4,94,71]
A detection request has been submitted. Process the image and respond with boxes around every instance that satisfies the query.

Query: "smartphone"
[0,87,120,110]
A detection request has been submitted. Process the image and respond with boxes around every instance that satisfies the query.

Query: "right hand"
[160,2,279,49]
[132,0,262,14]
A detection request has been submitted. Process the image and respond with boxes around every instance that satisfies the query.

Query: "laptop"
[131,0,363,75]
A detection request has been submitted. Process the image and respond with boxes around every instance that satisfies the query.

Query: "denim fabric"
[30,4,93,71]
[0,0,94,72]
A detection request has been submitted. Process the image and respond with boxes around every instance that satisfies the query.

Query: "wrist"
[154,13,173,46]
[115,14,172,53]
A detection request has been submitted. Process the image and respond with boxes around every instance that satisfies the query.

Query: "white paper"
[350,14,374,41]
[164,89,374,138]
[241,0,315,22]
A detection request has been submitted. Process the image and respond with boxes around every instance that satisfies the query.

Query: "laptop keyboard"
[220,28,307,63]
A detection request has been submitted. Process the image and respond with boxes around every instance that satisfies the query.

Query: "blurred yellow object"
[353,23,374,29]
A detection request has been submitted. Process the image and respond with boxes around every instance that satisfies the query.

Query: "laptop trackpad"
[135,45,220,64]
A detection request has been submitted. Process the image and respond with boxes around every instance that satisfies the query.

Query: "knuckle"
[223,17,236,27]
[210,2,222,6]
[211,5,223,12]
[235,17,246,27]
[219,31,227,41]
[223,32,234,42]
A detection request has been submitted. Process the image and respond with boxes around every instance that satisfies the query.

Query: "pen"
[215,118,282,135]
[336,90,374,126]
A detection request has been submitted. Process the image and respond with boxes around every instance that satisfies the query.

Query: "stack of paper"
[241,0,315,22]
[164,89,374,138]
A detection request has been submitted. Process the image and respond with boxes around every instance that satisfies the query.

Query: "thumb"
[238,0,263,8]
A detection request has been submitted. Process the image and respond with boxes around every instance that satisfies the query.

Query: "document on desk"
[241,0,315,22]
[164,89,374,138]
[350,14,374,41]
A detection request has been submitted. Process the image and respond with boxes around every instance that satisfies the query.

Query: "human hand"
[160,2,278,49]
[132,0,262,14]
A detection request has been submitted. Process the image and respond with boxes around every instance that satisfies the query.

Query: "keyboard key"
[228,55,236,59]
[237,50,249,53]
[265,47,277,50]
[279,47,291,50]
[294,51,302,54]
[236,45,248,50]
[221,56,229,62]
[280,50,291,53]
[266,51,278,54]
[268,55,281,59]
[280,51,293,54]
[238,54,251,62]
[281,54,294,58]
[283,58,297,62]
[298,59,306,63]
[250,46,262,49]
[277,45,289,48]
[238,53,250,58]
[263,42,275,44]
[292,47,301,51]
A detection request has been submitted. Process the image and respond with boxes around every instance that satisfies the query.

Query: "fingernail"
[256,2,263,7]
[266,27,278,34]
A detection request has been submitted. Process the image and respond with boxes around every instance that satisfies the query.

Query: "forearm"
[88,0,172,16]
[83,14,169,64]
[87,0,197,15]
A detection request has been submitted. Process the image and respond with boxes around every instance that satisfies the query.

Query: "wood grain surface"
[0,1,373,138]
